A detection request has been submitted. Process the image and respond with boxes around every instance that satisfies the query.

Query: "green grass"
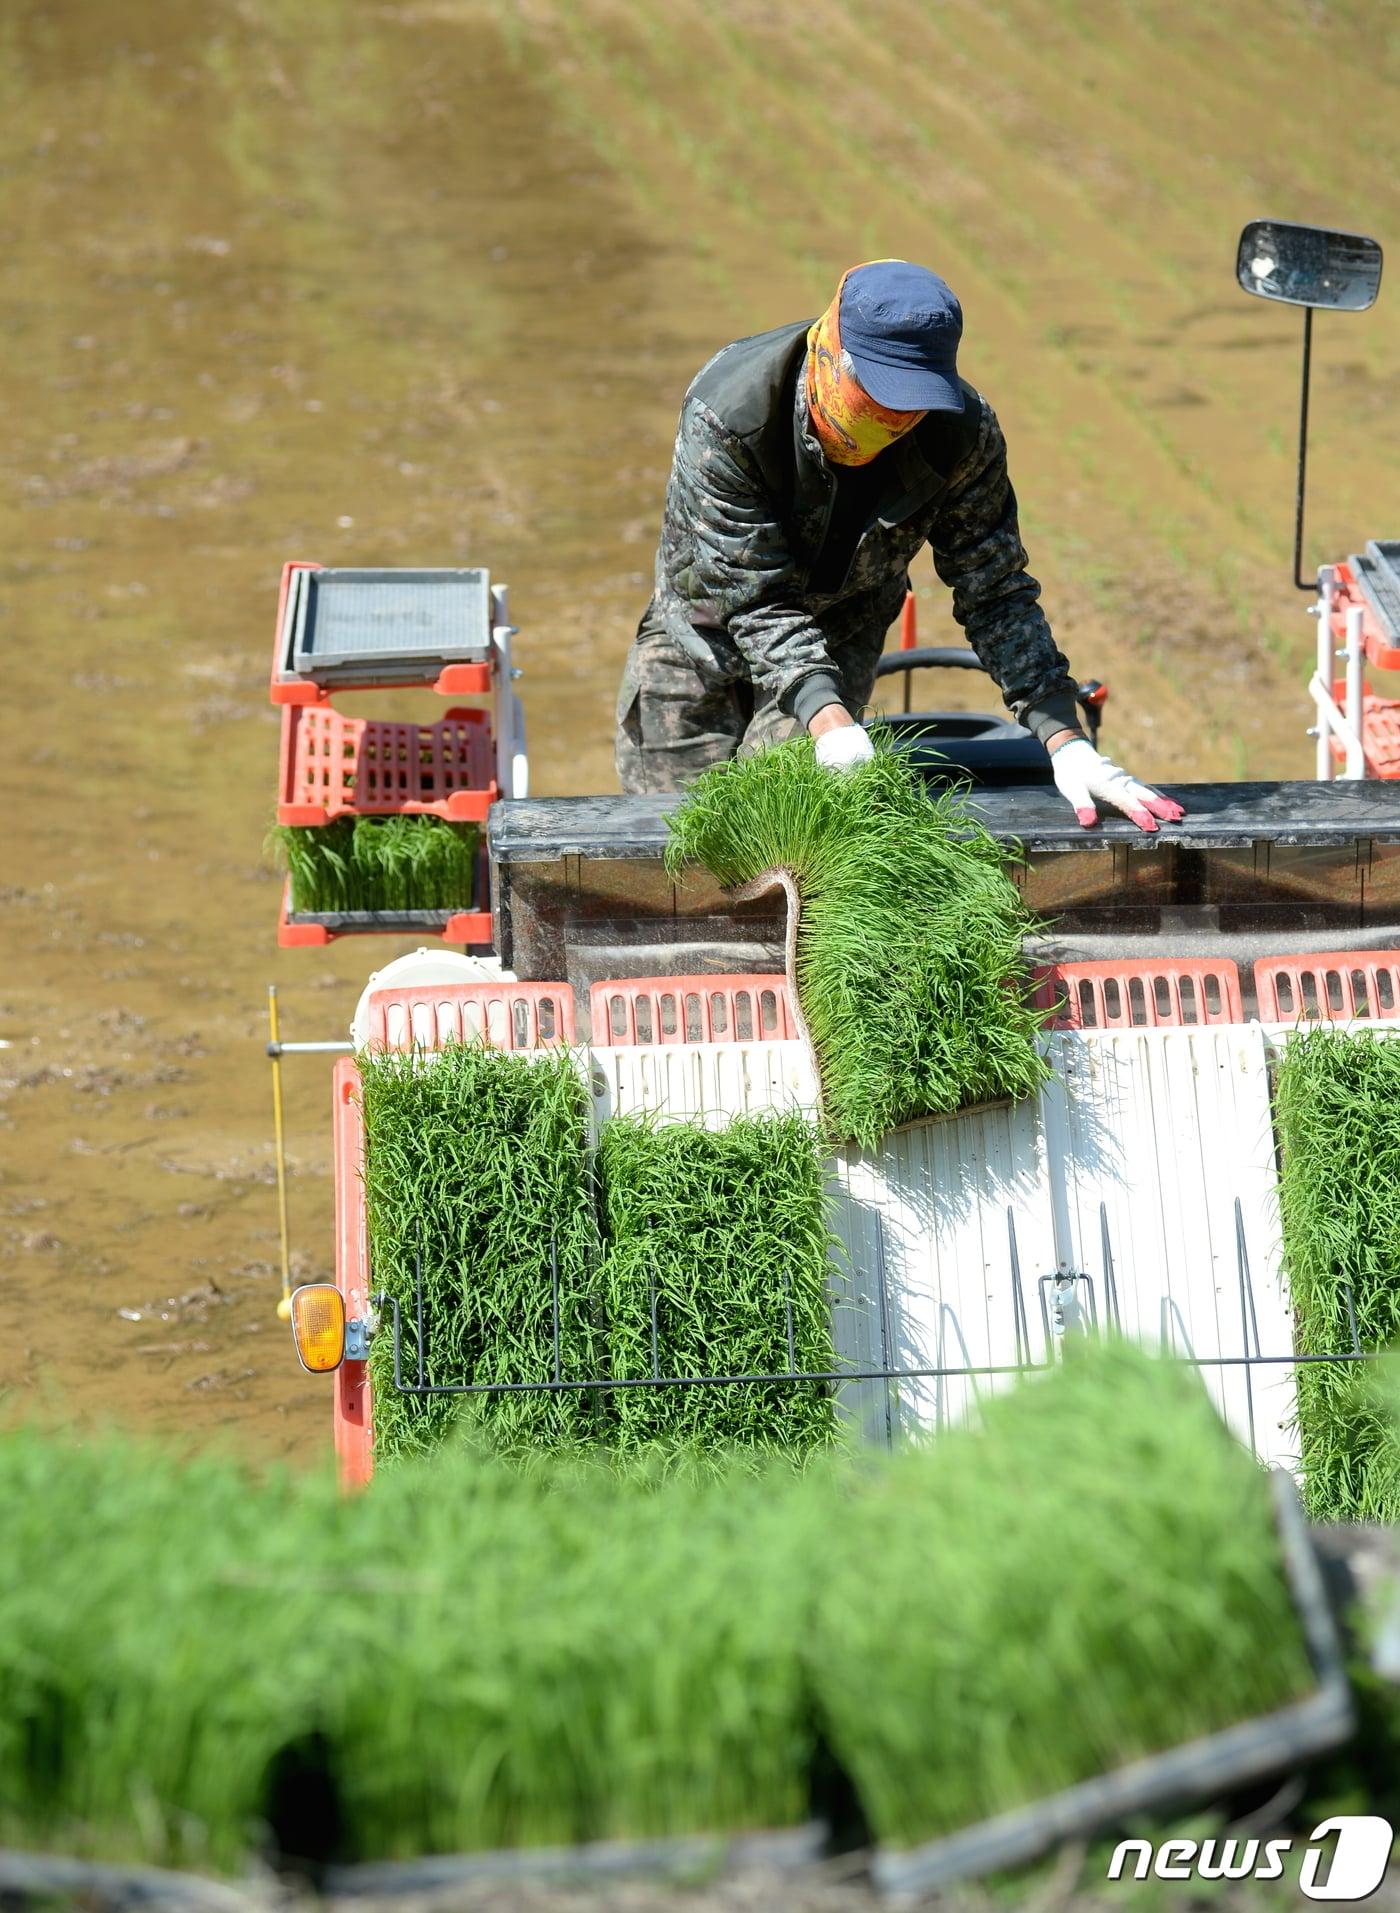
[1275,1028,1400,1521]
[595,1112,840,1452]
[270,816,478,914]
[0,1348,1316,1876]
[807,1345,1315,1851]
[358,1041,601,1461]
[664,731,1049,1148]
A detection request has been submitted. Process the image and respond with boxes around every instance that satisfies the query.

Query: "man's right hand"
[809,705,875,772]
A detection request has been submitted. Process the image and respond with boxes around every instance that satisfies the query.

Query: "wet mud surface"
[4,0,1400,1461]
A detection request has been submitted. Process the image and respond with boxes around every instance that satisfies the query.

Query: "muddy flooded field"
[4,0,1400,1463]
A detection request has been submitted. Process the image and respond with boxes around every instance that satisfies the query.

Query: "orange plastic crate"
[277,702,498,826]
[590,974,797,1046]
[1031,958,1243,1030]
[1325,682,1400,779]
[1254,949,1400,1023]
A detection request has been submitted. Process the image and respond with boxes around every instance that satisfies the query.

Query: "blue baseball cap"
[838,261,965,412]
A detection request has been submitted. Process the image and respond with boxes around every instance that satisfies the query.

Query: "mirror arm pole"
[1293,304,1315,591]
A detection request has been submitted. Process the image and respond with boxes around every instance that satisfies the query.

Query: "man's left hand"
[1049,736,1185,833]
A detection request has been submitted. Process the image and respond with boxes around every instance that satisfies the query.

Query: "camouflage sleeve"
[677,400,845,720]
[928,397,1084,745]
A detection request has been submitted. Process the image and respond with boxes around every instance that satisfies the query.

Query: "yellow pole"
[268,984,293,1321]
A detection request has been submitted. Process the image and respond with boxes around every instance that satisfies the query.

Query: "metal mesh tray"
[1351,540,1400,646]
[871,1472,1354,1898]
[290,909,461,930]
[281,567,493,685]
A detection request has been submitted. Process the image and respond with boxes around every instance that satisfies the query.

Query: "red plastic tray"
[276,882,492,949]
[364,980,576,1052]
[591,974,797,1046]
[1031,958,1244,1030]
[270,561,493,705]
[1254,949,1400,1023]
[277,701,497,826]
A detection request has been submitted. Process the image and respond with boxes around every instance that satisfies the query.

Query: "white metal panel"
[829,1100,1058,1445]
[828,1028,1295,1466]
[587,1040,819,1130]
[1043,1027,1295,1470]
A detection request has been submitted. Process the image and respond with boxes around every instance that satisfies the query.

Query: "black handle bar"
[873,646,1105,742]
[874,645,983,676]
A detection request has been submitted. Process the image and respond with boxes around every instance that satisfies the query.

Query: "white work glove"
[813,725,876,773]
[1049,737,1185,833]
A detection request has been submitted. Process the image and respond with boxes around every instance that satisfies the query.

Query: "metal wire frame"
[370,1199,1377,1427]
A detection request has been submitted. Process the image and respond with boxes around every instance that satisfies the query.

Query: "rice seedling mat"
[13,1347,1326,1878]
[866,1470,1353,1897]
[1265,1017,1400,1521]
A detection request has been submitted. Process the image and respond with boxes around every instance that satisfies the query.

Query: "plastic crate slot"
[590,974,797,1047]
[1254,949,1400,1023]
[365,982,575,1054]
[1032,959,1244,1030]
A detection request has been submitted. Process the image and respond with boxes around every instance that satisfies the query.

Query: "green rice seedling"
[0,1428,818,1869]
[663,730,1048,1148]
[0,1425,336,1873]
[0,1351,1320,1875]
[806,1344,1316,1852]
[358,1041,600,1462]
[330,1444,819,1855]
[269,815,478,914]
[1275,1027,1400,1521]
[594,1112,840,1452]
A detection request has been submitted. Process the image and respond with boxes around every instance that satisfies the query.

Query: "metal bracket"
[345,1316,371,1361]
[1038,1271,1098,1346]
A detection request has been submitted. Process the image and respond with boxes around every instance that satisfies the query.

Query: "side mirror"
[1236,220,1382,590]
[1236,219,1382,313]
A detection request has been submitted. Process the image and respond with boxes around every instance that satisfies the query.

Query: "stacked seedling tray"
[268,562,521,948]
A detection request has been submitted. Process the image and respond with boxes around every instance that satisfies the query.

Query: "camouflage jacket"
[652,319,1081,740]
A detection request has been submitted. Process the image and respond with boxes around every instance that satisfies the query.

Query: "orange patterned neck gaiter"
[806,270,926,467]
